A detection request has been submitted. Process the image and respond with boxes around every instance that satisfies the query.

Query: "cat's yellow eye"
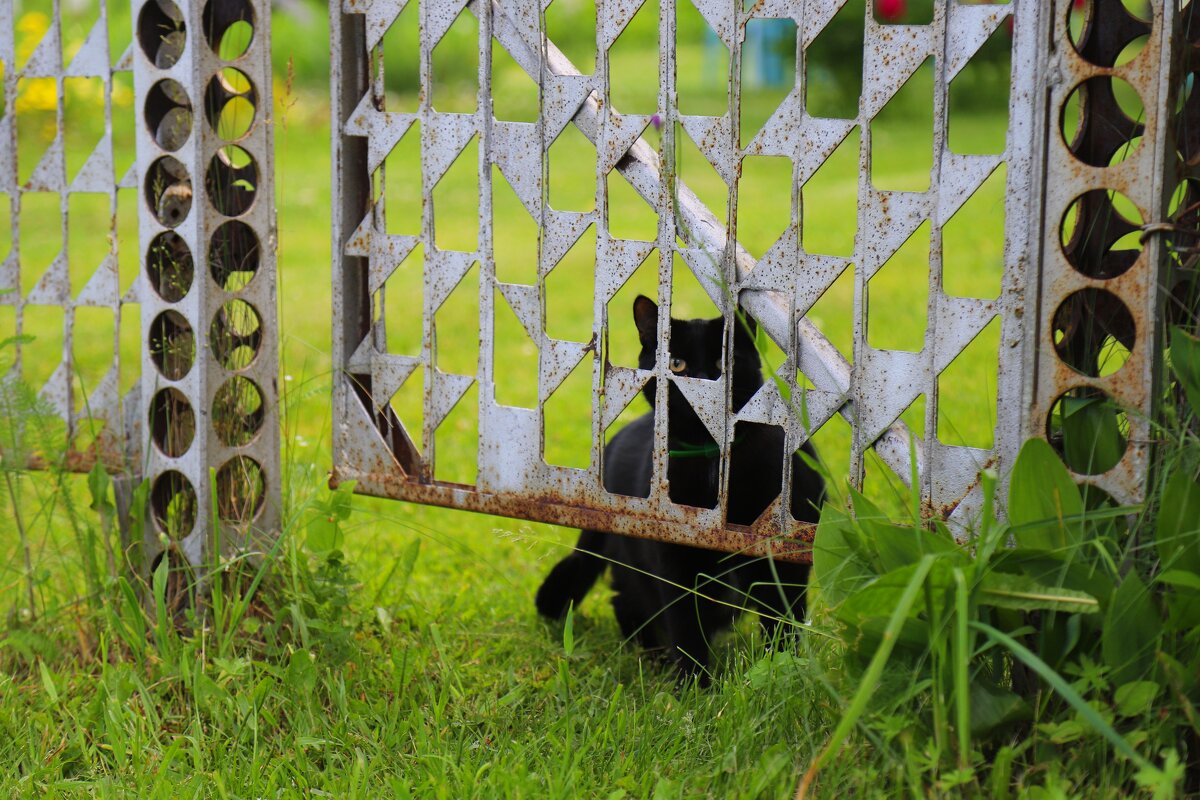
[669,357,687,373]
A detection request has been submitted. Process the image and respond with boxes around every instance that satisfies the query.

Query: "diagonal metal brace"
[477,0,922,492]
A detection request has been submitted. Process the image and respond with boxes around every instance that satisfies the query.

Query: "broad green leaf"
[1008,438,1082,551]
[1170,326,1200,416]
[867,520,961,573]
[836,559,954,627]
[1164,588,1200,632]
[1156,569,1200,591]
[848,485,885,522]
[1101,573,1161,686]
[969,679,1030,737]
[746,650,804,690]
[812,505,875,606]
[1155,470,1200,574]
[0,334,36,350]
[992,549,1116,607]
[286,649,318,697]
[844,613,932,660]
[562,602,575,656]
[976,571,1100,614]
[1038,719,1085,744]
[1134,750,1185,800]
[1114,680,1159,717]
[38,660,59,704]
[87,462,114,514]
[330,480,357,521]
[800,556,936,794]
[306,516,342,555]
[193,671,230,717]
[1059,396,1124,475]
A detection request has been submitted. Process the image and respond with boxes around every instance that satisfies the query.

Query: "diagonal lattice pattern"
[331,0,1170,558]
[0,0,140,469]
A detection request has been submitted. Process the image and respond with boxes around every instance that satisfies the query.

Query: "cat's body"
[535,296,825,682]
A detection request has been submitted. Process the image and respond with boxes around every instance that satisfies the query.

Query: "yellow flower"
[16,11,51,65]
[16,77,57,114]
[111,78,134,109]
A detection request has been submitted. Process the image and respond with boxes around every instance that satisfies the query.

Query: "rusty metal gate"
[9,0,1182,568]
[1,0,280,571]
[329,0,1192,559]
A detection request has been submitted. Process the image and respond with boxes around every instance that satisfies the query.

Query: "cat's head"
[632,295,763,440]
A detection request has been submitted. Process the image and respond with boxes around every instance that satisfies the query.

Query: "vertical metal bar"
[1024,0,1166,506]
[132,0,280,573]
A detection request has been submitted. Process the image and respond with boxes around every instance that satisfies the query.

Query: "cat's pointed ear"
[633,295,659,344]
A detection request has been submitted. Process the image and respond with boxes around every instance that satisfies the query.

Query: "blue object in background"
[702,18,793,90]
[750,19,792,89]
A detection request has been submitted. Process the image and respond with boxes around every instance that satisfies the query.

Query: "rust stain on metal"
[327,0,1176,551]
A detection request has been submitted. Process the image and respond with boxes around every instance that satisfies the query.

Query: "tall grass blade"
[953,567,970,767]
[970,621,1156,773]
[797,554,935,799]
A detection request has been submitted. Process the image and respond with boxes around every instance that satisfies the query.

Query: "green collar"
[669,433,745,459]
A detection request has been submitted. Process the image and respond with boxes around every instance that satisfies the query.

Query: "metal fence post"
[130,0,280,575]
[1022,0,1179,507]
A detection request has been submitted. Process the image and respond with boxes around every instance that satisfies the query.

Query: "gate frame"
[329,0,1178,560]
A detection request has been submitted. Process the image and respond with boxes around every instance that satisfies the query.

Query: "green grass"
[0,6,1041,798]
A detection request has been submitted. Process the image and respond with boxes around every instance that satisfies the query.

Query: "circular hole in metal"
[209,220,259,291]
[204,68,257,140]
[137,0,186,69]
[202,0,256,59]
[210,299,261,370]
[1047,389,1129,476]
[147,231,194,302]
[206,145,257,216]
[213,376,264,446]
[1067,1,1151,67]
[145,156,192,228]
[1060,189,1144,279]
[1051,288,1135,378]
[1107,134,1143,168]
[1166,181,1200,262]
[144,79,192,151]
[1115,34,1150,67]
[1060,77,1144,167]
[1121,0,1152,23]
[149,387,196,457]
[149,309,196,380]
[151,470,198,539]
[215,456,265,523]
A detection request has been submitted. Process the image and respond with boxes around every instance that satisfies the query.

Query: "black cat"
[535,295,825,683]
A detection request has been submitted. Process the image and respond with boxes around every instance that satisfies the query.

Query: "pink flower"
[877,0,906,21]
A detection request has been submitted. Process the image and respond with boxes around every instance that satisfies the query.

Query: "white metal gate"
[329,0,1187,558]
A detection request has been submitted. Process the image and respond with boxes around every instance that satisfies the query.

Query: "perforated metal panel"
[328,0,1179,559]
[1,0,280,571]
[130,0,280,568]
[1023,0,1178,506]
